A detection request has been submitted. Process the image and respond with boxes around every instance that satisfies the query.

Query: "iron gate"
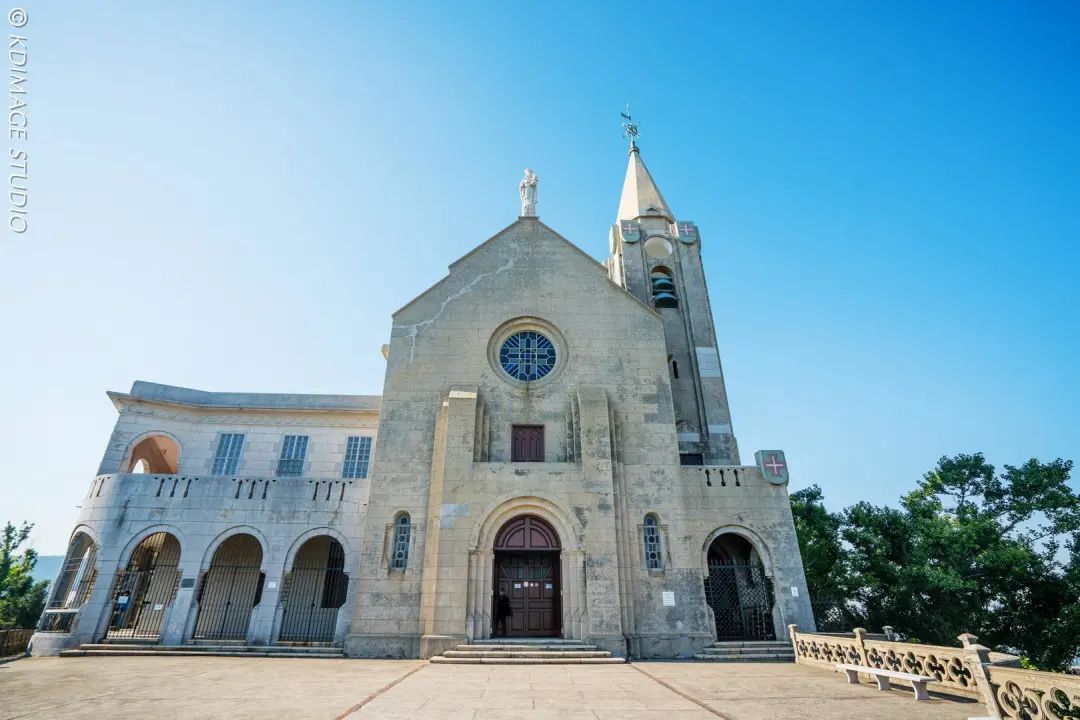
[277,566,347,643]
[105,565,181,640]
[192,565,265,641]
[703,562,776,640]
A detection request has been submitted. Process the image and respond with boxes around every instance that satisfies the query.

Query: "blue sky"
[2,1,1077,553]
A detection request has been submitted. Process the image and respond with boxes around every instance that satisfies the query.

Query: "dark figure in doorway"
[495,591,513,637]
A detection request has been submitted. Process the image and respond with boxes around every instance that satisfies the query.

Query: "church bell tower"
[605,132,740,465]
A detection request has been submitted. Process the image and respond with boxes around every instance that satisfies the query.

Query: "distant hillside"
[31,555,63,584]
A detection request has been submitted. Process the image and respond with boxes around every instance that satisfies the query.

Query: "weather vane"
[621,104,639,150]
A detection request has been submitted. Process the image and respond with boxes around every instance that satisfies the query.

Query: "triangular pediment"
[394,217,656,323]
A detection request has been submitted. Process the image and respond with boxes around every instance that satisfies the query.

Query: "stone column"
[418,386,478,658]
[958,633,1004,720]
[159,576,196,644]
[246,575,283,645]
[78,568,118,646]
[465,548,489,641]
[575,386,627,655]
[787,623,800,663]
[853,627,869,666]
[562,549,586,640]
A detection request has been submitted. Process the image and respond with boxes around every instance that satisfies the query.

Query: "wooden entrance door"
[495,552,560,636]
[492,515,561,637]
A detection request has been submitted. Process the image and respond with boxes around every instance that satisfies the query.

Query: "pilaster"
[418,385,478,658]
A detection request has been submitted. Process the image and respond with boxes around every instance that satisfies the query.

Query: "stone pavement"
[0,656,985,720]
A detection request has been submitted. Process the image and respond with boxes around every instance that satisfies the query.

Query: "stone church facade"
[32,145,816,659]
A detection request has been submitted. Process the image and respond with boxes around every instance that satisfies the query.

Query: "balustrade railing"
[789,625,1080,718]
[987,665,1080,719]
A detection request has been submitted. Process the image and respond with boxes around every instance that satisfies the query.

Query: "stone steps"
[479,637,587,644]
[457,644,600,652]
[708,643,794,651]
[694,640,795,663]
[61,643,344,659]
[693,652,794,662]
[430,656,626,664]
[442,650,613,659]
[431,639,626,665]
[702,646,794,653]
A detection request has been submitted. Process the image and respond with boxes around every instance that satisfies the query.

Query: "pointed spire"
[617,146,674,222]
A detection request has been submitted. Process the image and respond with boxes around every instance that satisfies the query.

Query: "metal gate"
[278,539,347,644]
[105,564,181,640]
[704,562,776,641]
[192,565,265,641]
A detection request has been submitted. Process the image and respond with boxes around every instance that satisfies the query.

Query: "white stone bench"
[836,663,936,701]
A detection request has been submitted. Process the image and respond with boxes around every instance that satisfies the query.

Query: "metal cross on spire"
[621,104,639,151]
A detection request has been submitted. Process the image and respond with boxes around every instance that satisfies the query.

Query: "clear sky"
[2,1,1077,554]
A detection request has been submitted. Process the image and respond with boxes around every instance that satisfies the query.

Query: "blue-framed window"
[391,514,411,570]
[211,433,245,475]
[499,330,557,382]
[342,436,372,479]
[644,514,663,570]
[276,435,309,477]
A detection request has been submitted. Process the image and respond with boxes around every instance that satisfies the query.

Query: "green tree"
[791,454,1080,671]
[0,522,48,629]
[789,485,860,631]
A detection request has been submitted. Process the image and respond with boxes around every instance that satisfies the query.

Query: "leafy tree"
[789,485,860,631]
[791,454,1080,671]
[0,522,48,629]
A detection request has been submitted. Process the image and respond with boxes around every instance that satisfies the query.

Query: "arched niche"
[125,434,180,474]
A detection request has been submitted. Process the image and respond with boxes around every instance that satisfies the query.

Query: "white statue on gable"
[519,168,538,217]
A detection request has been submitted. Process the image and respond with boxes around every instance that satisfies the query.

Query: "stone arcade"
[32,143,816,660]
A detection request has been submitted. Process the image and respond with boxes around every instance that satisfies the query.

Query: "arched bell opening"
[192,534,264,641]
[492,515,562,638]
[703,533,776,641]
[650,267,679,308]
[277,536,347,645]
[105,532,182,641]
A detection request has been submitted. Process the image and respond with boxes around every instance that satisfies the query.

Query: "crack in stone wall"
[396,257,517,364]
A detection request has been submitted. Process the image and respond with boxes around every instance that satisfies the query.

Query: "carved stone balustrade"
[986,666,1080,720]
[788,624,1080,719]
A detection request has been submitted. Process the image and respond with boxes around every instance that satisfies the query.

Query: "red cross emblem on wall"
[755,450,789,485]
[620,221,638,237]
[763,453,786,477]
[677,221,696,237]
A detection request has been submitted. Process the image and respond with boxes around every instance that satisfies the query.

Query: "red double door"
[492,514,561,637]
[494,551,560,637]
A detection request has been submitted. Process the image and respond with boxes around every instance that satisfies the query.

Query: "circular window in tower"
[499,331,557,382]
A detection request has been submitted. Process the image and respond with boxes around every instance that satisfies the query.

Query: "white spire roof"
[617,147,673,222]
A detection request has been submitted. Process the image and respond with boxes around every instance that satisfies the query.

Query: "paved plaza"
[0,656,985,720]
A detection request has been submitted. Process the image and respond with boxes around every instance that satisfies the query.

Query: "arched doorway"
[704,533,775,641]
[193,534,264,641]
[493,515,561,637]
[39,532,98,633]
[105,532,181,640]
[278,536,347,644]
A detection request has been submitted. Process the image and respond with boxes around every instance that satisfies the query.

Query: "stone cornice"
[108,380,381,417]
